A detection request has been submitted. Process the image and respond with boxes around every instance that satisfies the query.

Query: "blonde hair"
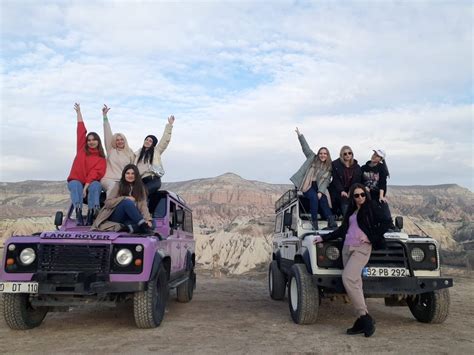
[339,145,354,166]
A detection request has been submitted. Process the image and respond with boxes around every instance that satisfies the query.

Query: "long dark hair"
[118,164,146,201]
[340,183,372,229]
[137,147,154,165]
[85,132,106,157]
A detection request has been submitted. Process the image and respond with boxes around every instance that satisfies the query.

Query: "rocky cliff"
[0,174,472,273]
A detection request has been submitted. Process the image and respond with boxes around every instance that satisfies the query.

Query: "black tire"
[268,261,286,300]
[176,268,196,303]
[133,265,169,328]
[2,294,48,330]
[407,289,450,324]
[288,264,319,324]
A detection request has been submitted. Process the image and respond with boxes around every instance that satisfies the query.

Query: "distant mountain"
[1,174,473,272]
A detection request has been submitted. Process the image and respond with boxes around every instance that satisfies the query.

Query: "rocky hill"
[0,174,473,273]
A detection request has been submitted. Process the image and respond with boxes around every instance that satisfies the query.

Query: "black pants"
[332,191,350,218]
[142,176,162,195]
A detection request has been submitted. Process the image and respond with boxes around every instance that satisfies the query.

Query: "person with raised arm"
[100,104,135,196]
[135,115,174,195]
[290,127,337,230]
[67,103,106,226]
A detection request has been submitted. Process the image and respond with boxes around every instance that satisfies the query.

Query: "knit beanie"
[145,135,158,147]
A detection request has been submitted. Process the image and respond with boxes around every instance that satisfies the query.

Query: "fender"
[274,250,282,269]
[150,251,171,281]
[185,250,195,271]
[295,247,312,274]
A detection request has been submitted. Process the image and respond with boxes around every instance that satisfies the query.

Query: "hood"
[40,230,121,241]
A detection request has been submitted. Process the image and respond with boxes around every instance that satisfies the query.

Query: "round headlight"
[116,249,133,266]
[19,248,36,265]
[135,245,143,252]
[8,244,16,251]
[326,246,340,261]
[411,247,425,262]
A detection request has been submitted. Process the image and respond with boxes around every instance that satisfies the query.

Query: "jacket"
[67,122,106,184]
[91,184,152,232]
[321,200,391,249]
[135,123,173,179]
[290,134,331,196]
[329,158,362,194]
[102,118,135,182]
[361,161,388,199]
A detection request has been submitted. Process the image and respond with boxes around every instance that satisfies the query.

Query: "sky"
[1,0,473,190]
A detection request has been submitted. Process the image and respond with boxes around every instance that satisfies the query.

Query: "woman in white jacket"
[135,115,174,195]
[100,105,136,196]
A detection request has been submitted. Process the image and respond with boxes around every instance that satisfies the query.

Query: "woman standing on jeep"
[290,127,336,230]
[135,115,175,195]
[314,183,392,337]
[92,164,153,234]
[100,105,136,196]
[67,103,107,226]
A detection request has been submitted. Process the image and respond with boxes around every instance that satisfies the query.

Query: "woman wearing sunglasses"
[329,146,362,218]
[314,183,392,337]
[291,127,337,230]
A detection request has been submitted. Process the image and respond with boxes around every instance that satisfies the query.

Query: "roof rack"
[275,189,298,212]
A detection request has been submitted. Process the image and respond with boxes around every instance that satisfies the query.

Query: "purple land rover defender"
[0,190,195,329]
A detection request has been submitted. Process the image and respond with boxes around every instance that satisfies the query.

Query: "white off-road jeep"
[268,189,453,325]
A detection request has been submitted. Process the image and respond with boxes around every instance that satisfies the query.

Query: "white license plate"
[363,267,408,277]
[0,282,39,294]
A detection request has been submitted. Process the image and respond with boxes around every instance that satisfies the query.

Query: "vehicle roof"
[275,189,298,213]
[159,190,191,211]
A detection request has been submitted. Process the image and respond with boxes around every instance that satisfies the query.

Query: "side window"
[169,201,176,228]
[152,196,167,218]
[275,213,282,233]
[184,210,193,233]
[291,205,298,231]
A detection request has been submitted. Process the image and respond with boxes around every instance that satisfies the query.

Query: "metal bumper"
[313,275,453,295]
[33,271,146,295]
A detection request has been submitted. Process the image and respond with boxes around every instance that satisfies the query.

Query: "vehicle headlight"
[19,248,36,265]
[410,247,425,262]
[326,246,340,261]
[116,248,133,266]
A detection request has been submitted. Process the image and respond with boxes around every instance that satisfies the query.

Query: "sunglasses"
[343,152,353,156]
[353,192,366,198]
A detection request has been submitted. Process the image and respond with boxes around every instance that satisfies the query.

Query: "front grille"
[367,242,407,268]
[39,244,110,273]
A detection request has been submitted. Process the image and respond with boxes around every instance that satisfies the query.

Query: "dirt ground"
[1,268,473,354]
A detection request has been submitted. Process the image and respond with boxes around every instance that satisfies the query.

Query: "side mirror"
[395,216,403,230]
[283,212,292,228]
[54,211,63,230]
[176,210,184,225]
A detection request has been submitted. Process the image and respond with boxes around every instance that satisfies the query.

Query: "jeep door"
[168,200,182,273]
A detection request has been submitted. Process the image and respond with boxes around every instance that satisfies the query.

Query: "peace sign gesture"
[102,104,111,118]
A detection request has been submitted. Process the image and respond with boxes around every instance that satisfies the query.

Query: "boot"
[361,313,375,337]
[311,219,319,230]
[85,208,96,226]
[75,208,84,226]
[327,215,337,228]
[138,222,154,235]
[346,316,364,335]
[127,224,139,234]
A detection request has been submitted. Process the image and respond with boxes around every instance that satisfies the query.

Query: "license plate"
[0,282,39,294]
[363,267,408,277]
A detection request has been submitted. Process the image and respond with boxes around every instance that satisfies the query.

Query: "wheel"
[176,267,196,303]
[407,289,450,324]
[2,294,48,330]
[268,260,286,300]
[288,263,319,324]
[133,264,169,328]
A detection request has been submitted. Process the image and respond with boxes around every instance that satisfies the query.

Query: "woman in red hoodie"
[67,103,107,226]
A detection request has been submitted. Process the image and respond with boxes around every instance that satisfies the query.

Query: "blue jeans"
[67,180,101,209]
[109,199,145,225]
[303,187,332,221]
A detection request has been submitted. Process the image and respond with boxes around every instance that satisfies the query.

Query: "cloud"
[0,1,472,190]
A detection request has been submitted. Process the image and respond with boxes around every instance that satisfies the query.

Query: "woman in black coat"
[314,183,392,337]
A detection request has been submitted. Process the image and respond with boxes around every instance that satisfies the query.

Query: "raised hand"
[74,103,81,113]
[295,127,300,136]
[168,115,175,125]
[102,104,111,117]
